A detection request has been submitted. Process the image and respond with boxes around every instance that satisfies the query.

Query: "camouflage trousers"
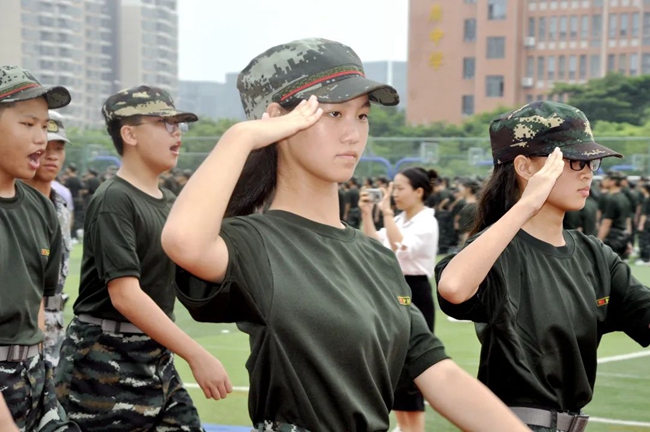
[255,421,311,432]
[0,354,79,431]
[43,311,65,369]
[55,318,203,432]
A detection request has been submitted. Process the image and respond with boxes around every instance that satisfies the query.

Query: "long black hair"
[399,167,438,202]
[224,99,302,217]
[469,163,520,236]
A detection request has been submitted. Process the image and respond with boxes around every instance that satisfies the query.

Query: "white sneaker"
[635,259,650,266]
[390,428,402,432]
[447,316,471,323]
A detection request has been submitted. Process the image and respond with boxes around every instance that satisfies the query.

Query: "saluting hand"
[519,147,565,214]
[245,95,323,150]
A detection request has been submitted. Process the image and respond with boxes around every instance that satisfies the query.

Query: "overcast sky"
[177,0,409,82]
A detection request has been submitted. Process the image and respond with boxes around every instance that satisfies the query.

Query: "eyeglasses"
[133,118,189,134]
[568,159,601,172]
[531,154,601,172]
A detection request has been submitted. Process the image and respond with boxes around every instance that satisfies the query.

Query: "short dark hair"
[106,116,142,156]
[399,167,438,202]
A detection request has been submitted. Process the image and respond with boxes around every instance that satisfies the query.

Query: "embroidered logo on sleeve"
[41,248,50,257]
[596,297,610,307]
[397,296,411,306]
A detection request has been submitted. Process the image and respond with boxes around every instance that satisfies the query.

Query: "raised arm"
[161,97,322,283]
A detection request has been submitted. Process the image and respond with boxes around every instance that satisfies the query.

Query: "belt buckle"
[7,345,25,362]
[568,415,589,432]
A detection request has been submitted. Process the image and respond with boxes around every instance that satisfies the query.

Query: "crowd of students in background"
[339,170,650,262]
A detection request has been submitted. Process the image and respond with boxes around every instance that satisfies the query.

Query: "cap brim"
[1,85,71,109]
[569,141,623,161]
[47,132,70,143]
[140,110,199,123]
[305,76,399,106]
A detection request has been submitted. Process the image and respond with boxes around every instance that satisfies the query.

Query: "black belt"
[511,407,589,432]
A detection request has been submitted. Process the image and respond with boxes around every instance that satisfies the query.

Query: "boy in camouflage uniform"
[55,86,231,431]
[24,110,73,369]
[0,65,79,431]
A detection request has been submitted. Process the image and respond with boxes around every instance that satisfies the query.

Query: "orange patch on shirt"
[41,249,50,257]
[397,296,411,306]
[596,297,610,307]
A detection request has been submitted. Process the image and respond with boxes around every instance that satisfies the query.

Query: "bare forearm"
[598,219,612,240]
[0,394,18,432]
[416,360,529,432]
[361,211,379,240]
[162,125,254,255]
[382,213,402,250]
[438,201,534,304]
[112,288,204,362]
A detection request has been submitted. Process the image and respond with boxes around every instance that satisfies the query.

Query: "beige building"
[0,0,178,129]
[408,0,650,125]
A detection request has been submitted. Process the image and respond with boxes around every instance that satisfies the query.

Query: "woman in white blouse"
[361,167,439,432]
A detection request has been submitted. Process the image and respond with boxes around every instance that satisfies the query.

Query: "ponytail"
[225,145,277,217]
[469,163,520,236]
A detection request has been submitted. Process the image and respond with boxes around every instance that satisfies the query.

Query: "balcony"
[522,77,534,88]
[524,36,536,48]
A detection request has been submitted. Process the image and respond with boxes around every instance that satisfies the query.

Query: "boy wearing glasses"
[55,86,232,431]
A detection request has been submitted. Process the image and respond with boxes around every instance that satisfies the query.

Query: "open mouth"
[170,143,181,155]
[28,150,44,170]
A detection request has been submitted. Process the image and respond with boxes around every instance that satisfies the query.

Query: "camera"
[365,188,383,204]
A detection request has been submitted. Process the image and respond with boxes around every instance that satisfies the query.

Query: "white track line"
[598,350,650,364]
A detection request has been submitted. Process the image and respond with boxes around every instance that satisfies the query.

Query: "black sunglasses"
[530,154,601,172]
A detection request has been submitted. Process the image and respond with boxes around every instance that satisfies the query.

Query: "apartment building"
[408,0,650,124]
[0,0,179,129]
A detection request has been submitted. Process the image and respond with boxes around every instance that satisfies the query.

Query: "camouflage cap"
[47,110,70,144]
[101,85,198,124]
[0,65,71,109]
[489,101,622,164]
[237,38,400,120]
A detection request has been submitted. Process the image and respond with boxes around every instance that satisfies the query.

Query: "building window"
[630,53,639,76]
[559,55,567,79]
[569,55,577,80]
[570,16,578,40]
[549,17,557,41]
[645,13,650,45]
[547,56,556,80]
[463,57,476,79]
[607,54,616,72]
[538,56,545,80]
[560,16,568,40]
[593,0,603,5]
[609,14,617,39]
[526,56,535,78]
[581,15,589,40]
[464,19,477,42]
[642,53,650,74]
[590,54,601,78]
[619,54,627,74]
[528,17,536,38]
[632,12,640,38]
[537,94,544,101]
[487,37,506,58]
[538,17,547,41]
[486,75,505,97]
[488,0,506,20]
[462,95,475,116]
[579,55,587,79]
[526,94,534,104]
[620,13,629,37]
[592,14,602,39]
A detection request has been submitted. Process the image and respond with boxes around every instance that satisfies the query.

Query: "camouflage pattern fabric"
[256,420,311,432]
[0,355,79,431]
[489,101,623,164]
[43,311,64,369]
[101,85,198,124]
[237,38,399,120]
[55,319,203,432]
[0,65,70,109]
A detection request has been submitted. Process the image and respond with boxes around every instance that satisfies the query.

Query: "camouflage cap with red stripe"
[0,65,71,109]
[237,38,399,120]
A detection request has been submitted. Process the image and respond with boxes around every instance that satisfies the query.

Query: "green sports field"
[62,245,650,431]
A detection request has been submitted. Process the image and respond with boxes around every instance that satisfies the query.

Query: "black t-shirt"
[176,211,448,431]
[65,176,83,199]
[622,187,637,218]
[457,202,477,235]
[346,187,360,209]
[435,229,650,412]
[602,191,631,231]
[0,182,62,345]
[86,176,101,195]
[73,176,177,322]
[580,197,599,236]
